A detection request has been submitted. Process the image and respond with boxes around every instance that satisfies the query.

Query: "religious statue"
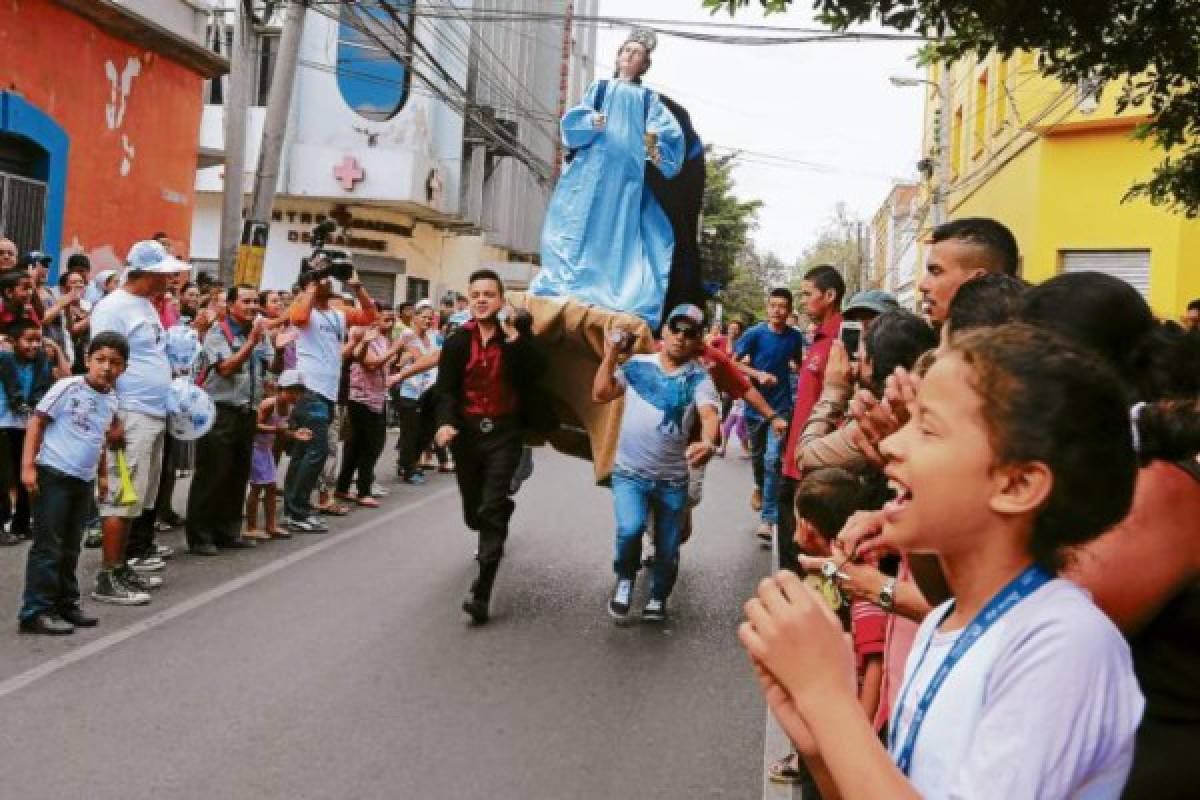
[533,29,702,328]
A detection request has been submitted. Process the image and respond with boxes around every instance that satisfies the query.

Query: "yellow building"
[913,51,1199,320]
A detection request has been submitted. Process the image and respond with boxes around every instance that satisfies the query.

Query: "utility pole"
[933,63,952,225]
[460,13,485,227]
[218,1,252,285]
[552,0,574,182]
[248,0,306,228]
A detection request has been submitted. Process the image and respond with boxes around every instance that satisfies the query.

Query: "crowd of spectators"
[2,235,456,624]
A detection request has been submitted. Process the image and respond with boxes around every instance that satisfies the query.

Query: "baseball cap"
[415,299,434,311]
[843,289,900,318]
[18,251,52,268]
[126,240,190,274]
[277,369,305,389]
[665,303,704,331]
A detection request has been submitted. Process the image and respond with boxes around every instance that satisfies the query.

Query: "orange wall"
[0,0,204,266]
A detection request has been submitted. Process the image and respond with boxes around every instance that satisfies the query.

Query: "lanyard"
[889,564,1052,775]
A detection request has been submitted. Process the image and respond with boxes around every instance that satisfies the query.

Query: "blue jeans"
[611,470,689,602]
[747,415,784,524]
[20,466,91,621]
[283,390,333,521]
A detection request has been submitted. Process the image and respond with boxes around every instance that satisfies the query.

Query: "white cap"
[415,299,434,310]
[277,369,305,389]
[126,240,190,274]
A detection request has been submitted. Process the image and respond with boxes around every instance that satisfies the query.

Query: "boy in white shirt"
[18,332,127,634]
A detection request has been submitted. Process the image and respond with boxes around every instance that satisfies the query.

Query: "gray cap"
[843,289,900,317]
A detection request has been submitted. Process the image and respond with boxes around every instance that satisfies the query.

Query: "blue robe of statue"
[533,79,685,327]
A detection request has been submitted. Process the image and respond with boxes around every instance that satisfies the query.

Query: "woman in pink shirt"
[335,311,404,506]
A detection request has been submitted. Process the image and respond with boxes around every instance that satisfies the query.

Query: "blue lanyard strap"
[889,564,1053,775]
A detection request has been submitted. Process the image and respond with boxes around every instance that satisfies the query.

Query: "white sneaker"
[608,578,635,620]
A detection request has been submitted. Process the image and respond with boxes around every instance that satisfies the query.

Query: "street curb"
[0,486,455,701]
[762,522,802,800]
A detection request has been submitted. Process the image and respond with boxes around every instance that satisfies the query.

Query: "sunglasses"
[668,321,702,338]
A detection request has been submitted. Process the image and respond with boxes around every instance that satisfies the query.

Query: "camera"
[301,220,354,283]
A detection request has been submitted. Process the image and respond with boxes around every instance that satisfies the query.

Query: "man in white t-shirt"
[88,240,191,605]
[281,266,377,532]
[592,304,720,623]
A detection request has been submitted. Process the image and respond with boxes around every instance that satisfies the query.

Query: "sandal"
[317,503,351,516]
[356,496,380,508]
[767,753,808,785]
[333,491,356,502]
[268,528,292,540]
[243,528,270,541]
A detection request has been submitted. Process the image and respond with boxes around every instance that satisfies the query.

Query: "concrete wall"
[0,0,209,269]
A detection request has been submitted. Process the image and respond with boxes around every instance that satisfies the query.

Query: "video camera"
[300,219,354,284]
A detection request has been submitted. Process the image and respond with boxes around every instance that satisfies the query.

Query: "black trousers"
[395,396,435,477]
[186,405,257,547]
[451,422,522,565]
[776,475,800,574]
[336,400,386,496]
[1,427,30,535]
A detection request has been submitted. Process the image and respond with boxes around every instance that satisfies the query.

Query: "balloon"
[165,376,216,441]
[165,325,201,373]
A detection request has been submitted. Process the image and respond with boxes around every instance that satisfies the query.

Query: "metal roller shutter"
[1060,250,1150,300]
[357,271,396,306]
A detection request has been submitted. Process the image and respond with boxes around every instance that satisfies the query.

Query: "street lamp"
[890,73,950,225]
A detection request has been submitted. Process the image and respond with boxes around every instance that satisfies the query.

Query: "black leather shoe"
[189,543,219,556]
[58,606,99,627]
[19,613,74,635]
[462,592,490,625]
[218,538,257,549]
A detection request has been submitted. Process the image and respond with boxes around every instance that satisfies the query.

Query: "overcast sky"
[594,0,925,263]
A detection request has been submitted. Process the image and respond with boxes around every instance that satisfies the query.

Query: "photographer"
[282,257,377,533]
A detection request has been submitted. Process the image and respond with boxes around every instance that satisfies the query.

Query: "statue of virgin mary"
[531,29,687,327]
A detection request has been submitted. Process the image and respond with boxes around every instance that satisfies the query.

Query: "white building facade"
[191,0,597,304]
[870,183,921,310]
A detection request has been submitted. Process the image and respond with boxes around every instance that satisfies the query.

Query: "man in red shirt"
[777,264,844,568]
[434,269,547,625]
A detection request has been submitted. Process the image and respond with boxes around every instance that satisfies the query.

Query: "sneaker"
[370,484,389,498]
[402,472,427,486]
[92,569,151,606]
[751,487,763,512]
[18,613,74,635]
[84,528,103,548]
[152,544,175,560]
[127,556,166,573]
[118,566,163,591]
[608,578,635,620]
[756,522,775,548]
[0,529,21,547]
[288,516,328,533]
[305,516,329,531]
[642,597,667,623]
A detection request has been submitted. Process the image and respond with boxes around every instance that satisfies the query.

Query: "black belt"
[216,402,256,415]
[461,414,518,435]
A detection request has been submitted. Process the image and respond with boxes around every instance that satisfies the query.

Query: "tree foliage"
[701,152,764,288]
[792,203,867,300]
[703,0,1200,217]
[721,246,790,323]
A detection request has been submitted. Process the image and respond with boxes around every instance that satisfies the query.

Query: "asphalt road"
[0,446,772,799]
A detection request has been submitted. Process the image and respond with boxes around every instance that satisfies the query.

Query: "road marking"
[0,486,455,701]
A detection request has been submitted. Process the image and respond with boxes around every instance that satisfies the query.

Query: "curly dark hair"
[950,324,1138,571]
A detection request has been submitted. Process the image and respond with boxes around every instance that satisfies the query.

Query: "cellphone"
[496,309,509,325]
[839,320,863,358]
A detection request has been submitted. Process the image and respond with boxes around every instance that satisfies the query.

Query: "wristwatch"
[878,577,898,612]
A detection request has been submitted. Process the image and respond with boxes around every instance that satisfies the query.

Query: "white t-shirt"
[295,307,346,402]
[614,354,719,482]
[397,330,440,400]
[889,579,1143,800]
[89,289,170,418]
[35,376,119,481]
